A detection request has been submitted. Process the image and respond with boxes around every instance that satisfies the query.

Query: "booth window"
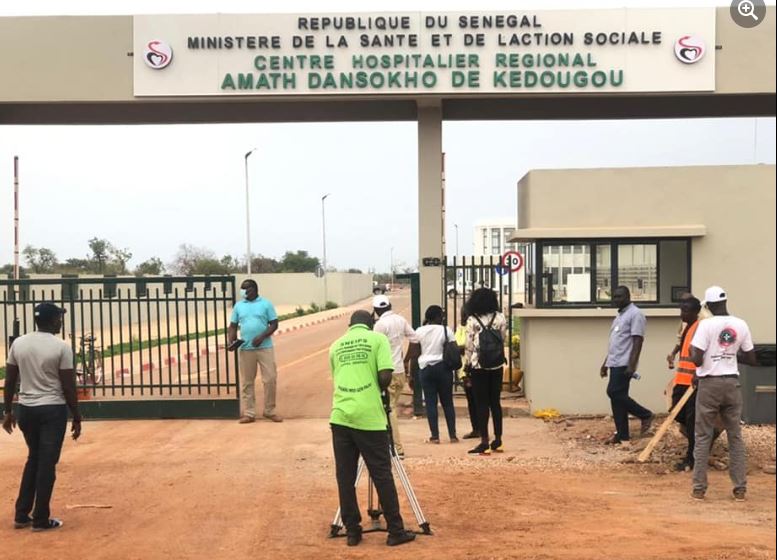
[535,239,690,307]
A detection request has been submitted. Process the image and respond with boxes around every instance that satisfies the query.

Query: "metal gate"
[1,276,239,418]
[442,256,524,393]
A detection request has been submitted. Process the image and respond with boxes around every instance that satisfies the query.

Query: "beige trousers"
[388,373,406,454]
[239,347,278,418]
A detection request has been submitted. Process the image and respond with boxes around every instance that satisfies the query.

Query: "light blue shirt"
[230,297,278,350]
[606,303,646,367]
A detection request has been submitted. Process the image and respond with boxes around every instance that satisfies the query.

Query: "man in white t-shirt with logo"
[373,295,417,458]
[689,286,757,502]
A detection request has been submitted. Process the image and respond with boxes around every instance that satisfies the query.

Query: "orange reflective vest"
[675,320,699,386]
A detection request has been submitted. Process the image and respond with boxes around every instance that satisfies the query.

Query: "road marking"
[278,346,330,371]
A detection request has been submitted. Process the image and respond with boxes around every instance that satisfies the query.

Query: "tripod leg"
[330,457,367,537]
[366,474,383,528]
[391,452,432,535]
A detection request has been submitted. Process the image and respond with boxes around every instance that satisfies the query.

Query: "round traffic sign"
[501,251,524,273]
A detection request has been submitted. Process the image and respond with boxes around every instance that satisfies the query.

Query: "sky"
[1,0,775,273]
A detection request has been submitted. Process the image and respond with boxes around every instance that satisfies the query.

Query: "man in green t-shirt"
[329,310,416,548]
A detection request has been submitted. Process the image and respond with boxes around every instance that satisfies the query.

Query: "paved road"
[271,290,412,419]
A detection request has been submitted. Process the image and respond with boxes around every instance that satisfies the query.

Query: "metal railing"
[2,276,238,405]
[442,256,523,393]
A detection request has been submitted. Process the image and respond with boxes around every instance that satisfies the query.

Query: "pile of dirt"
[546,415,776,475]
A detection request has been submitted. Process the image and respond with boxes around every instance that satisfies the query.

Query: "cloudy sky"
[1,0,775,273]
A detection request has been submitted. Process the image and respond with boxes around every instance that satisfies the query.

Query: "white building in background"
[464,219,526,303]
[473,220,520,257]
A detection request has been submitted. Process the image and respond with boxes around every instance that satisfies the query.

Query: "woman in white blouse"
[406,305,458,444]
[464,288,507,456]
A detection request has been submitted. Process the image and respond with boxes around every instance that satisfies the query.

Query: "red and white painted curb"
[112,311,351,377]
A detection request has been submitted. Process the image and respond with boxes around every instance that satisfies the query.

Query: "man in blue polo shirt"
[228,279,282,424]
[599,285,654,447]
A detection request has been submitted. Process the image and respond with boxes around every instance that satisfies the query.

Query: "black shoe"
[674,459,693,472]
[32,519,63,532]
[386,530,416,546]
[13,517,32,529]
[640,414,655,437]
[346,530,362,547]
[468,443,492,456]
[462,430,480,439]
[490,439,504,453]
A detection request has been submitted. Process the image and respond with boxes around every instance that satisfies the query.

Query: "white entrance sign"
[133,9,715,97]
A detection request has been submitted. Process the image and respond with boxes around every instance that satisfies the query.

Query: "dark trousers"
[331,424,404,536]
[15,404,68,527]
[471,369,503,443]
[464,383,478,433]
[419,362,457,440]
[412,369,425,416]
[672,384,696,463]
[606,367,652,442]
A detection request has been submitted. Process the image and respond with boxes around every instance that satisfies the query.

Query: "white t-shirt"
[413,324,455,370]
[374,311,417,374]
[6,331,73,406]
[690,315,754,377]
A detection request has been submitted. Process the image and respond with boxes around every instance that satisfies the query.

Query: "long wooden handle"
[637,385,695,463]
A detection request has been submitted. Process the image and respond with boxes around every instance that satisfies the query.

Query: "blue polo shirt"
[606,303,646,367]
[230,297,278,350]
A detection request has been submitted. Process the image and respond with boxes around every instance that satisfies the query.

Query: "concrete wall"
[517,164,775,414]
[518,164,776,342]
[522,313,678,414]
[0,8,774,103]
[233,272,372,308]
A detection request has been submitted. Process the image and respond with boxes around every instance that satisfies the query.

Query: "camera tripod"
[329,400,432,538]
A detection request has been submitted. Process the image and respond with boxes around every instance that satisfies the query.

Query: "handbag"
[442,325,463,371]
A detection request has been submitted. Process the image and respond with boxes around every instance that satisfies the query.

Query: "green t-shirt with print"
[329,324,394,431]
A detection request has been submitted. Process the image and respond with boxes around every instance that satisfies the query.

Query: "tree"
[346,268,363,274]
[134,257,165,276]
[88,237,111,273]
[109,245,133,275]
[279,250,320,273]
[250,255,281,273]
[170,244,216,275]
[22,245,59,273]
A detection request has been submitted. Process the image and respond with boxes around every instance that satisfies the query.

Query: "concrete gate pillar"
[417,100,443,310]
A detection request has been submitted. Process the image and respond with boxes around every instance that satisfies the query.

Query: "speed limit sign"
[501,251,524,273]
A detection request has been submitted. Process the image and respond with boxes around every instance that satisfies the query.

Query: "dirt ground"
[1,415,774,560]
[2,291,775,559]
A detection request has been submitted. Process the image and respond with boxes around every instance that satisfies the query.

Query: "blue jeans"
[420,362,457,440]
[15,404,68,527]
[606,367,652,441]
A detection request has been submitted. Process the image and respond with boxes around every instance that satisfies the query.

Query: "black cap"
[34,302,66,322]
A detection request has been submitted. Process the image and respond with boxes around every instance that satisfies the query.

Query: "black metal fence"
[442,256,525,393]
[1,276,239,417]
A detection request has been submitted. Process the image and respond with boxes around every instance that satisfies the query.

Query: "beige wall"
[522,315,679,414]
[518,165,776,342]
[0,8,774,103]
[516,164,775,413]
[234,272,372,308]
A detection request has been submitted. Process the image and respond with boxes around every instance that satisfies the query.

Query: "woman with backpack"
[464,288,508,456]
[406,305,458,444]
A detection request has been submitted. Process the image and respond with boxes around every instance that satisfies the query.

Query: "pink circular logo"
[674,35,706,64]
[143,40,173,69]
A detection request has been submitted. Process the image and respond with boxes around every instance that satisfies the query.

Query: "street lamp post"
[454,223,459,260]
[244,148,257,274]
[322,193,330,305]
[390,247,394,287]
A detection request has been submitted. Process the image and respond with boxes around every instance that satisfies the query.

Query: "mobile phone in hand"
[228,339,244,352]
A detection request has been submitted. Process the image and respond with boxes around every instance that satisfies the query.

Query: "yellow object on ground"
[533,408,561,420]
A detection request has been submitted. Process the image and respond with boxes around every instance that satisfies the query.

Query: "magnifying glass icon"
[737,0,760,21]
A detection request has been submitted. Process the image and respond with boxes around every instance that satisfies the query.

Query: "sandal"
[426,438,440,444]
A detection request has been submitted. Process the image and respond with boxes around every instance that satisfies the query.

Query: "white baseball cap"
[704,286,727,303]
[372,295,390,309]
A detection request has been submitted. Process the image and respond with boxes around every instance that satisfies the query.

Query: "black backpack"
[474,314,505,369]
[442,326,462,371]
